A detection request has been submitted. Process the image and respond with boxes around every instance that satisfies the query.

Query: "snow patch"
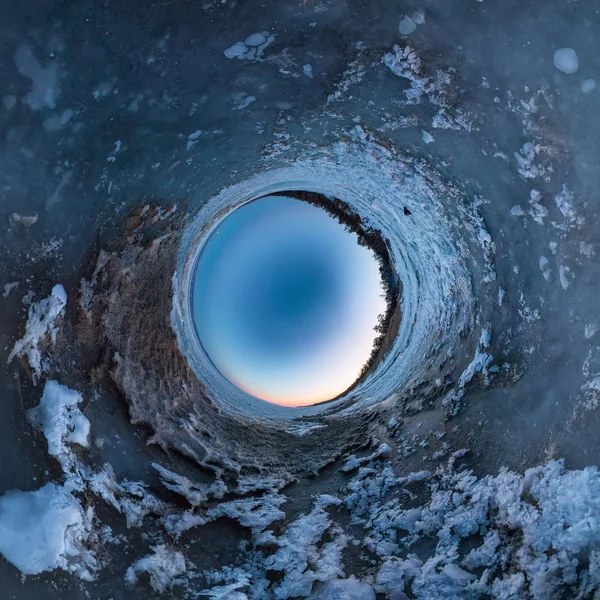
[0,483,95,579]
[125,544,188,592]
[8,284,67,382]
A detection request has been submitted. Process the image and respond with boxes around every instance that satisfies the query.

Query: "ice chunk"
[245,32,267,47]
[125,544,187,592]
[27,380,90,462]
[559,265,571,290]
[0,483,93,577]
[187,129,202,151]
[421,129,434,144]
[233,94,256,110]
[581,78,596,93]
[9,210,39,227]
[265,496,347,598]
[399,16,417,35]
[553,48,579,74]
[8,284,67,382]
[310,577,375,599]
[303,63,314,79]
[224,42,248,59]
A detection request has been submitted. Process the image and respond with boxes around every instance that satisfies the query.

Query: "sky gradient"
[192,195,386,407]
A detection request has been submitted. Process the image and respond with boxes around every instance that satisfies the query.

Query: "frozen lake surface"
[1,0,599,598]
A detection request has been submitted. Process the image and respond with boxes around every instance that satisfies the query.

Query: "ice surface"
[8,284,67,382]
[3,2,600,597]
[553,48,579,74]
[13,44,58,110]
[0,483,93,578]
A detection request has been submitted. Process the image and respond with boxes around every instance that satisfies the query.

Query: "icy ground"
[2,368,600,598]
[1,0,600,598]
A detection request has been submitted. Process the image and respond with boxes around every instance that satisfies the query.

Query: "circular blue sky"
[192,195,386,407]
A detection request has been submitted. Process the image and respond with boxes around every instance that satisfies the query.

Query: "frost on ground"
[193,453,600,600]
[7,284,67,382]
[125,544,188,592]
[153,462,227,507]
[343,455,600,600]
[8,381,600,599]
[164,491,287,537]
[514,142,553,182]
[0,483,96,579]
[382,44,472,131]
[264,495,347,599]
